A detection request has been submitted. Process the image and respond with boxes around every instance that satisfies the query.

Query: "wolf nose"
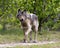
[20,19,23,21]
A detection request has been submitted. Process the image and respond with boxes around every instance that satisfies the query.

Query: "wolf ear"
[23,10,26,14]
[18,9,21,13]
[23,10,26,12]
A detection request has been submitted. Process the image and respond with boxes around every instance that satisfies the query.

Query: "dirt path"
[0,41,59,48]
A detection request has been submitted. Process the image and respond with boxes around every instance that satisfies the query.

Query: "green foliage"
[0,0,60,30]
[0,24,3,30]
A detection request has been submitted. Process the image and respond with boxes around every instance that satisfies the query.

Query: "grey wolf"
[17,9,39,43]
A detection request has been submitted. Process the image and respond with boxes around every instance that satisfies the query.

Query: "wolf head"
[17,9,27,22]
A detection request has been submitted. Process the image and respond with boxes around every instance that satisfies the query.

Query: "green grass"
[38,31,60,41]
[0,29,60,43]
[7,42,60,48]
[0,29,24,44]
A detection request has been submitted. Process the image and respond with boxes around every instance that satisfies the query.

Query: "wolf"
[17,9,39,43]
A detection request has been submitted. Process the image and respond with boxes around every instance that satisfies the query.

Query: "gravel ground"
[0,41,59,48]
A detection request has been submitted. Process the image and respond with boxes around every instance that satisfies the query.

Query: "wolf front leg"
[24,24,32,43]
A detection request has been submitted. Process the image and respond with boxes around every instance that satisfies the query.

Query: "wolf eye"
[17,15,19,18]
[17,15,19,16]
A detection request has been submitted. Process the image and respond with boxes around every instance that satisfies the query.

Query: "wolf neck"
[21,20,28,27]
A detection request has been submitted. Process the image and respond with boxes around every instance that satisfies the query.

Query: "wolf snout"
[20,19,24,21]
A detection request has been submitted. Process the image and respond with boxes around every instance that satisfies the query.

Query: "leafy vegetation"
[0,0,60,30]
